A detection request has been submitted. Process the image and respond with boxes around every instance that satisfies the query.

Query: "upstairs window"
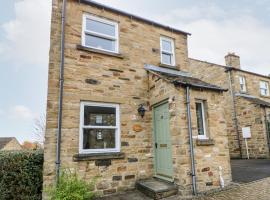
[239,76,247,92]
[160,37,175,66]
[80,102,120,154]
[82,14,119,53]
[260,81,269,96]
[196,101,208,139]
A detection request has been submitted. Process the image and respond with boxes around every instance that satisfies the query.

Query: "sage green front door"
[153,102,173,180]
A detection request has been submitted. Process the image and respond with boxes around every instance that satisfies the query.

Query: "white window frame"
[196,101,208,140]
[82,14,119,53]
[79,101,120,154]
[239,76,247,92]
[260,81,270,96]
[160,36,176,66]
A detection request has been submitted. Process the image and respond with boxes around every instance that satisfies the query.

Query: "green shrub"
[48,170,97,200]
[0,150,44,200]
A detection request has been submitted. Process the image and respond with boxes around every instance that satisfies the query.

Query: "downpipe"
[186,86,197,195]
[263,108,270,151]
[228,70,242,158]
[56,0,67,184]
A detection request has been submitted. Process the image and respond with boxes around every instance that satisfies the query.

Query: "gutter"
[56,0,67,183]
[173,81,227,92]
[185,86,197,195]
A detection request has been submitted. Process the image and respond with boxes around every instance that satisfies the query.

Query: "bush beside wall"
[0,150,43,200]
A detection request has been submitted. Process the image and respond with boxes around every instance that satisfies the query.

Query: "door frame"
[152,100,174,182]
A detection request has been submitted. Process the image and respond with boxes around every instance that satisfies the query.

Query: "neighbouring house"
[0,137,22,151]
[21,141,43,150]
[189,54,270,159]
[43,0,232,198]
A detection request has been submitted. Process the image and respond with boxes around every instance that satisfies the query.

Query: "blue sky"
[0,0,270,143]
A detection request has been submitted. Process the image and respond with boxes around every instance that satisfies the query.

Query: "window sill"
[239,91,248,94]
[159,63,178,69]
[260,94,270,99]
[196,138,215,146]
[73,152,125,162]
[77,45,125,59]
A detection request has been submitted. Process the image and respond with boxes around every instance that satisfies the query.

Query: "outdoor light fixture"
[137,104,146,118]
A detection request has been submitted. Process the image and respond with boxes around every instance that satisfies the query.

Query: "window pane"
[84,106,116,126]
[162,53,172,65]
[86,18,115,37]
[239,77,244,84]
[162,40,172,52]
[196,103,205,136]
[261,89,267,96]
[83,129,116,149]
[260,81,269,95]
[85,34,116,52]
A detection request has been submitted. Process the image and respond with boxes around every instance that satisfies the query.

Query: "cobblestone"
[180,178,270,200]
[98,178,270,200]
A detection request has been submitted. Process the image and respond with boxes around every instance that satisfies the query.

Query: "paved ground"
[98,159,270,200]
[99,178,270,200]
[193,178,270,200]
[231,159,270,183]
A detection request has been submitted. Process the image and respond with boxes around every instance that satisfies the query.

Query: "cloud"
[9,105,36,120]
[0,0,51,67]
[150,5,270,76]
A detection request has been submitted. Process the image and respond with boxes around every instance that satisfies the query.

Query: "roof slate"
[236,93,270,107]
[145,64,227,92]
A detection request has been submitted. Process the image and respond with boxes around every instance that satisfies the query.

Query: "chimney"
[225,53,240,69]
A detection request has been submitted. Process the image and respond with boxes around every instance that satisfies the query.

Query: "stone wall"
[148,73,231,194]
[3,139,22,151]
[235,97,269,158]
[44,0,190,196]
[189,88,231,192]
[189,58,270,159]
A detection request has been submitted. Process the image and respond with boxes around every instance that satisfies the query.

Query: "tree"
[33,114,46,146]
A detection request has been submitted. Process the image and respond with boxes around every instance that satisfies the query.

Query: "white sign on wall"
[242,127,251,139]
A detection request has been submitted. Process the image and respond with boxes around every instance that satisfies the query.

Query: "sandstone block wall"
[148,73,231,194]
[44,0,190,196]
[2,139,22,151]
[189,58,270,159]
[235,97,269,158]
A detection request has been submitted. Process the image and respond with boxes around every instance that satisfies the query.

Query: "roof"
[189,58,270,80]
[225,66,270,80]
[0,137,15,149]
[145,64,227,92]
[236,93,270,107]
[79,0,191,36]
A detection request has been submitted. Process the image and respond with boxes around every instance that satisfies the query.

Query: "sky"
[0,0,270,143]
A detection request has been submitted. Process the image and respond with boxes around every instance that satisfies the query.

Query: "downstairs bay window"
[79,102,120,154]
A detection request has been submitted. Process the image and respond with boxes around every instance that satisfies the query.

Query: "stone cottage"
[44,0,232,198]
[189,54,270,159]
[0,137,22,151]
